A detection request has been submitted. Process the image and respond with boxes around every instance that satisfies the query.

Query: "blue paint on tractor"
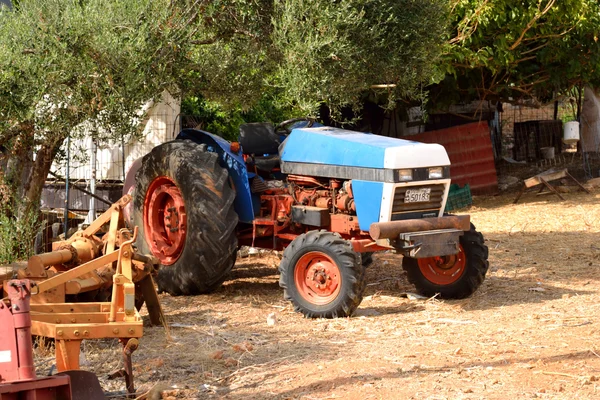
[281,128,384,168]
[176,129,255,223]
[351,180,384,230]
[281,127,415,169]
[177,125,393,228]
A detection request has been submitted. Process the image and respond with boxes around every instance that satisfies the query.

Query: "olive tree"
[0,0,449,259]
[0,0,198,259]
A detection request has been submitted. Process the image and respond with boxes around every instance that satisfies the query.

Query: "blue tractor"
[128,119,489,318]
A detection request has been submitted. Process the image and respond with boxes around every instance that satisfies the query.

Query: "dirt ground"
[35,188,600,399]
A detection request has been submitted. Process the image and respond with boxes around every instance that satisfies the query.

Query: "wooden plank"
[524,169,567,188]
[566,171,592,194]
[513,185,527,204]
[539,177,565,201]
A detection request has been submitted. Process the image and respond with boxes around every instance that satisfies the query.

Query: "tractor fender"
[176,129,254,223]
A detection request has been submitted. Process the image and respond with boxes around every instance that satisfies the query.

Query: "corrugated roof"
[408,122,499,195]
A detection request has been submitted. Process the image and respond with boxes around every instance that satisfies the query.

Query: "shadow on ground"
[218,350,599,399]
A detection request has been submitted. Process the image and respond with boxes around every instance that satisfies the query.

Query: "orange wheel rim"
[143,176,187,265]
[294,251,341,305]
[417,245,466,285]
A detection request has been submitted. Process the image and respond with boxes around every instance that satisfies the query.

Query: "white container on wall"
[563,121,580,144]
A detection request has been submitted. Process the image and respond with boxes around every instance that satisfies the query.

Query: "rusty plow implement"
[1,195,165,397]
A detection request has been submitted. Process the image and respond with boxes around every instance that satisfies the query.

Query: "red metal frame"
[143,176,187,265]
[0,280,72,399]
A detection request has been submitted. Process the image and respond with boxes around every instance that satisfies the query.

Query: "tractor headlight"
[398,169,413,181]
[428,167,444,179]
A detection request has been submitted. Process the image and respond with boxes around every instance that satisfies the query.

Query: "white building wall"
[54,90,180,181]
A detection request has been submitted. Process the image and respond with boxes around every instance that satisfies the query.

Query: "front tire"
[133,140,238,295]
[279,231,366,318]
[402,223,488,299]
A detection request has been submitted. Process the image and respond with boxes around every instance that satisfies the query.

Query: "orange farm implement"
[1,195,164,397]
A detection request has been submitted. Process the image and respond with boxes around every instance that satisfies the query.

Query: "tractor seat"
[239,122,281,155]
[253,154,281,172]
[239,123,281,172]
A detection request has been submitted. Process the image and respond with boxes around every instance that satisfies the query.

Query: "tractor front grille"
[390,184,445,221]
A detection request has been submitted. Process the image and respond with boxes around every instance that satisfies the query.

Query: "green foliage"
[0,0,200,250]
[0,0,196,146]
[0,190,40,264]
[180,0,449,128]
[271,0,449,115]
[441,0,600,103]
[181,94,302,140]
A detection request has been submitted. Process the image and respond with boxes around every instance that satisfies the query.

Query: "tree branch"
[449,0,488,44]
[508,0,556,51]
[190,37,218,45]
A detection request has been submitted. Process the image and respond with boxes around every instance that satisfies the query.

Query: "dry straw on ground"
[30,188,600,399]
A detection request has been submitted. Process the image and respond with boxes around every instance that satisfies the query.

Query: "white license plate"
[404,188,431,203]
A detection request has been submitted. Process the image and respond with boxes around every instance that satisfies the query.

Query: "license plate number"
[404,188,431,203]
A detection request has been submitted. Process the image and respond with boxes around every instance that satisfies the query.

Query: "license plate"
[404,188,431,203]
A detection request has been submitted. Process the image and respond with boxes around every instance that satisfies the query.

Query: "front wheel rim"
[294,251,341,305]
[143,176,187,265]
[417,245,466,285]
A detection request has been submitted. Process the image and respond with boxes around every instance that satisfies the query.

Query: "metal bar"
[35,251,120,294]
[78,195,130,238]
[105,208,120,255]
[31,302,110,313]
[122,338,139,394]
[64,134,71,239]
[30,312,122,324]
[48,171,113,207]
[31,320,142,340]
[110,229,137,323]
[88,139,97,223]
[121,133,126,182]
[56,339,81,371]
[136,275,163,326]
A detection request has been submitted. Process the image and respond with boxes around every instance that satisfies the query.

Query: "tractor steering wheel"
[275,117,315,135]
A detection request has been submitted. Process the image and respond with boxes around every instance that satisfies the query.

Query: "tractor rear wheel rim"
[144,176,187,265]
[294,251,341,305]
[417,245,466,285]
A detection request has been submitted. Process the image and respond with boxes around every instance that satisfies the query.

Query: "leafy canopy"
[182,0,449,121]
[0,0,197,146]
[439,0,600,104]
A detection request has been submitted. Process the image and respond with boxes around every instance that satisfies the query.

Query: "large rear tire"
[279,231,366,318]
[133,140,238,295]
[402,223,488,299]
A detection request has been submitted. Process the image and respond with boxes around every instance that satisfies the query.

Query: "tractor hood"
[279,127,450,182]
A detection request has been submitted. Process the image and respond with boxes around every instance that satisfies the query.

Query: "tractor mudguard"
[176,129,254,223]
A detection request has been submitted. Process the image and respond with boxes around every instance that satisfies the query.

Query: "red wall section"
[408,122,498,195]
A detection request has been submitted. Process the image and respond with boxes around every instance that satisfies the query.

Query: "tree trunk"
[581,86,600,154]
[0,123,66,260]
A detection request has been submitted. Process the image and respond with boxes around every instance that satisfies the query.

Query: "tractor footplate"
[394,229,464,258]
